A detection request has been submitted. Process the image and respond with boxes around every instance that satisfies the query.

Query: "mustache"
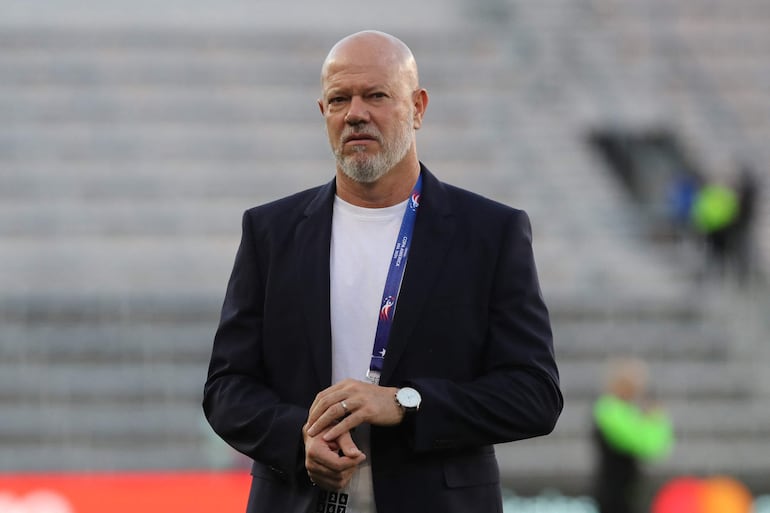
[340,124,382,144]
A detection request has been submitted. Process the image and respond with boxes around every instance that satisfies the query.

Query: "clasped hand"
[302,379,403,490]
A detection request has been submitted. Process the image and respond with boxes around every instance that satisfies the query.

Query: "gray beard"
[337,147,392,183]
[335,122,414,184]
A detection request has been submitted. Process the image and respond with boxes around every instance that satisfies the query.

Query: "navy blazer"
[203,164,562,513]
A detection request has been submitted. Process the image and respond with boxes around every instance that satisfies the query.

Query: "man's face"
[320,61,416,183]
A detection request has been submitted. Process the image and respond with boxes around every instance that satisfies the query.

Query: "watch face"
[397,387,421,409]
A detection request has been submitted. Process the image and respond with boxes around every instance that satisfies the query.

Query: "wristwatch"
[395,387,422,412]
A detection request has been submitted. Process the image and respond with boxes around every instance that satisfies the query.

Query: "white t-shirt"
[328,195,408,513]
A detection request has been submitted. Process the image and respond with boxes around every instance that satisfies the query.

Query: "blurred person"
[728,162,760,284]
[665,172,699,240]
[592,357,674,513]
[203,30,562,513]
[691,180,739,278]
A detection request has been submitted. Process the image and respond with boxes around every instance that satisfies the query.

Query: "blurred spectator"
[729,163,760,284]
[690,180,739,278]
[689,163,762,284]
[665,172,700,240]
[592,358,675,513]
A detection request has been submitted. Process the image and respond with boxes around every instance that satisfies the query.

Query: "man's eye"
[329,97,347,104]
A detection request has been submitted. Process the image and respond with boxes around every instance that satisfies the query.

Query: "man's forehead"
[323,49,400,78]
[322,61,400,90]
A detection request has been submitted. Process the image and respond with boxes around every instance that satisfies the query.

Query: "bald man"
[203,30,562,513]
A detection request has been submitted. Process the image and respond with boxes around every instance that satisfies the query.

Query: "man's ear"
[412,88,429,129]
[318,99,325,116]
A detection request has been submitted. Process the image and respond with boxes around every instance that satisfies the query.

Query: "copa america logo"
[409,192,420,210]
[380,296,395,320]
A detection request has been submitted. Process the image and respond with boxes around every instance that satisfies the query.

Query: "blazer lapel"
[296,179,336,389]
[380,166,456,385]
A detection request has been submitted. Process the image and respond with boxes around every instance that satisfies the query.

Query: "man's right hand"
[302,424,366,491]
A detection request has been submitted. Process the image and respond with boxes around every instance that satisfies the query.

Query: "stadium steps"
[1,0,769,494]
[592,0,770,276]
[491,0,770,489]
[0,26,512,472]
[0,295,216,470]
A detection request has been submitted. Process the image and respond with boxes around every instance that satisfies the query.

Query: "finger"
[306,463,346,490]
[308,465,357,492]
[307,456,354,478]
[307,379,367,425]
[325,385,401,436]
[305,428,361,469]
[307,389,344,427]
[320,411,363,442]
[307,400,351,437]
[305,431,364,492]
[336,430,365,459]
[307,449,364,492]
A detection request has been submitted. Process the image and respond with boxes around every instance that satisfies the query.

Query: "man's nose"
[344,96,370,124]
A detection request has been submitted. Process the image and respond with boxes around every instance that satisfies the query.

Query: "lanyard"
[366,173,423,385]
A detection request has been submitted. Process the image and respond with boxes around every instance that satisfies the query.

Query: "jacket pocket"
[442,448,500,488]
[247,462,317,513]
[250,461,287,482]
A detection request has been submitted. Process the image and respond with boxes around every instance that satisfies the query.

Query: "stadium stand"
[0,0,768,496]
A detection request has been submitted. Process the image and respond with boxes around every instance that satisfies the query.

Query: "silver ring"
[340,401,349,415]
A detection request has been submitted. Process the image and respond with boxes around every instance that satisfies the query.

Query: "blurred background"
[1,0,768,511]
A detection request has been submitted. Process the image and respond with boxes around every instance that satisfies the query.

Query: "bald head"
[321,30,419,92]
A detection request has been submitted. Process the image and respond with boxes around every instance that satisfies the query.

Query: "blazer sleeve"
[202,211,307,481]
[406,210,563,452]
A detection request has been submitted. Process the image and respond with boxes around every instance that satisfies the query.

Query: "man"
[592,358,674,513]
[203,30,562,513]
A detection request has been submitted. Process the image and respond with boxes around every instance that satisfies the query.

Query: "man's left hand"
[305,379,404,442]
